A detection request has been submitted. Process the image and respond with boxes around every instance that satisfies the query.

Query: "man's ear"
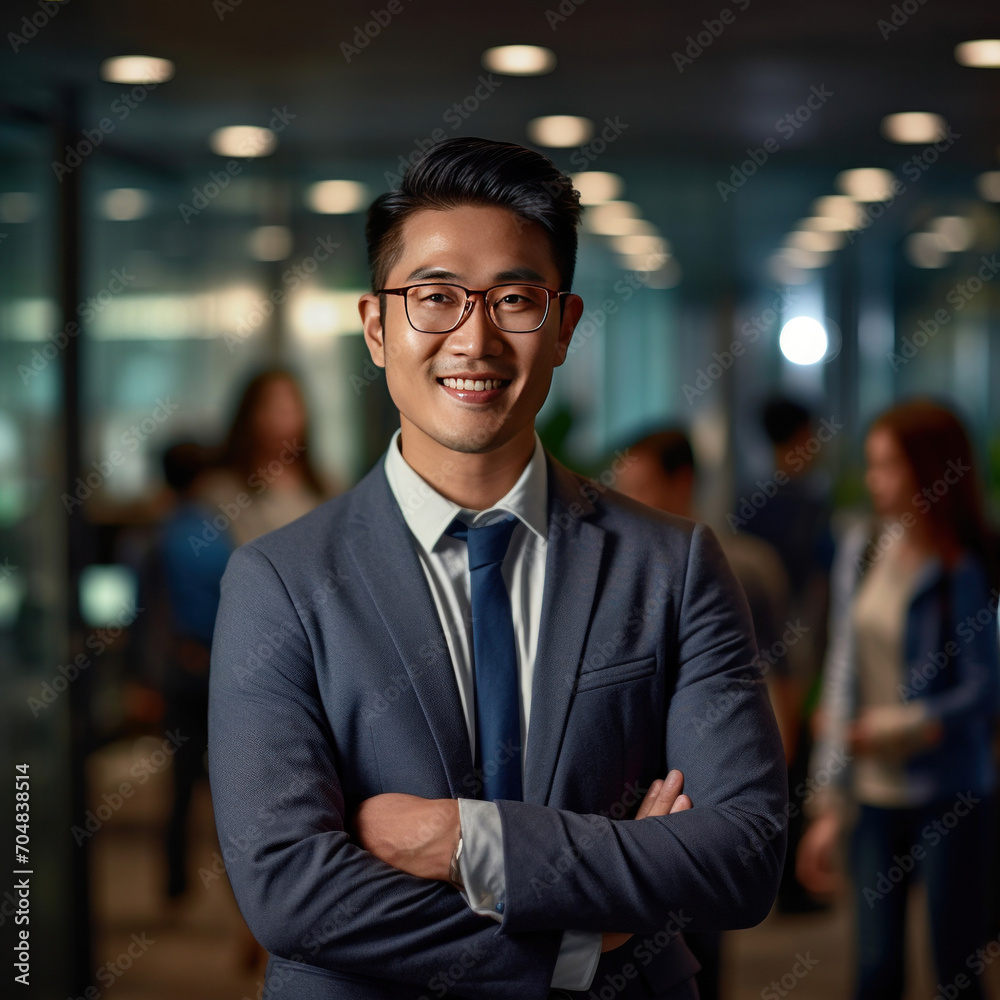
[359,293,386,368]
[554,293,584,367]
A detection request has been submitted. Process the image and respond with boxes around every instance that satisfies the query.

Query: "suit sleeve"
[494,522,788,934]
[208,542,562,999]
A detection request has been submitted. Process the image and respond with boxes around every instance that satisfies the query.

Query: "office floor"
[88,740,998,999]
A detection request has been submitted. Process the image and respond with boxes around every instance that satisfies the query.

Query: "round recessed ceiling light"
[526,115,593,147]
[928,215,973,252]
[880,112,947,143]
[100,56,175,84]
[482,45,556,75]
[610,234,670,257]
[955,39,1000,67]
[786,229,845,252]
[248,225,293,261]
[99,188,152,221]
[570,171,624,205]
[582,200,640,235]
[210,126,277,158]
[905,232,948,268]
[306,180,369,214]
[811,195,866,228]
[835,168,897,202]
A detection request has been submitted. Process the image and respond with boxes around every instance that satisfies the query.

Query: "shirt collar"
[383,426,548,553]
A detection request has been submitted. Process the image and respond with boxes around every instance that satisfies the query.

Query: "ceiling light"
[905,232,948,268]
[210,126,277,158]
[786,229,845,252]
[976,171,1000,201]
[306,180,368,214]
[248,226,293,261]
[835,168,897,202]
[929,216,973,252]
[955,39,1000,67]
[779,317,829,365]
[880,112,947,143]
[618,251,671,273]
[582,200,640,235]
[526,115,593,147]
[798,214,855,233]
[482,45,556,75]
[570,171,624,205]
[100,56,175,84]
[99,188,152,221]
[811,195,866,228]
[610,234,670,257]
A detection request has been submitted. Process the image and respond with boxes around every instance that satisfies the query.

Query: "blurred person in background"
[197,367,335,545]
[154,441,233,901]
[742,396,835,913]
[798,398,1000,1000]
[616,426,791,1000]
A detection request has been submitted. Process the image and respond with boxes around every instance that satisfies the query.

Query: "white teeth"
[442,378,505,390]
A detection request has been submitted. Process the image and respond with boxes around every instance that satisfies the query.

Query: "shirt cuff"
[551,929,603,990]
[456,797,507,921]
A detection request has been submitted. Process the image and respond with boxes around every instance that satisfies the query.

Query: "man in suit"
[208,137,787,999]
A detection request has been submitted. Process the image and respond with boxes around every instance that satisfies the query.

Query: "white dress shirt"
[382,426,602,991]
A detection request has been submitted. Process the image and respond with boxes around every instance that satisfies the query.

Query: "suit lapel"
[343,460,475,796]
[342,448,606,806]
[522,454,605,805]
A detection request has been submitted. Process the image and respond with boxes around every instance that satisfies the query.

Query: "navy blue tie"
[445,513,523,802]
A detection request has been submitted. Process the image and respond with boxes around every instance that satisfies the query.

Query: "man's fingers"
[635,770,685,819]
[670,793,692,813]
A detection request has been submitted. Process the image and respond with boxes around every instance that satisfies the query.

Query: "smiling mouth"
[436,377,512,391]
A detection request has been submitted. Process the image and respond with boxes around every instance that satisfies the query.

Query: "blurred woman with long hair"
[798,398,999,1000]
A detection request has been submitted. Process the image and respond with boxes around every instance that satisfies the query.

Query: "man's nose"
[445,294,504,354]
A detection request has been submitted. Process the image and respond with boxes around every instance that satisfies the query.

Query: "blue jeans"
[849,794,994,1000]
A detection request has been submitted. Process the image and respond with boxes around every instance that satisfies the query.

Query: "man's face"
[359,204,582,456]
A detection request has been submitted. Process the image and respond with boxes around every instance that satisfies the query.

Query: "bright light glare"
[880,112,946,143]
[100,56,175,84]
[306,180,368,213]
[779,316,829,365]
[99,188,152,221]
[210,126,277,158]
[570,171,624,205]
[526,115,593,147]
[482,45,556,75]
[955,39,1000,67]
[977,172,1000,202]
[582,200,640,235]
[835,168,897,202]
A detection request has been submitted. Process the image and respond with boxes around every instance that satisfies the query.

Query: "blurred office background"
[2,1,999,997]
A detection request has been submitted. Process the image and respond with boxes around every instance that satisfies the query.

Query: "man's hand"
[601,769,692,953]
[351,793,459,882]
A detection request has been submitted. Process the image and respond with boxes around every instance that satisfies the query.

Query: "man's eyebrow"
[403,265,549,283]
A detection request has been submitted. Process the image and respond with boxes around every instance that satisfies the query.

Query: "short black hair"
[365,137,582,296]
[620,427,696,477]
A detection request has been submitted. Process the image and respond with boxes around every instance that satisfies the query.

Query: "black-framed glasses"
[376,282,570,334]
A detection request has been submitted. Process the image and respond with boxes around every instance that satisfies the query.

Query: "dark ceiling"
[2,0,998,292]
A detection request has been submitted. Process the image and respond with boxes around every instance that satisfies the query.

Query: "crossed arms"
[208,524,787,999]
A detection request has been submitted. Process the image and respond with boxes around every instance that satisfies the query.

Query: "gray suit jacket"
[208,446,787,999]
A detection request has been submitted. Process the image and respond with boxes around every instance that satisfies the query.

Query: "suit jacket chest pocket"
[557,655,662,814]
